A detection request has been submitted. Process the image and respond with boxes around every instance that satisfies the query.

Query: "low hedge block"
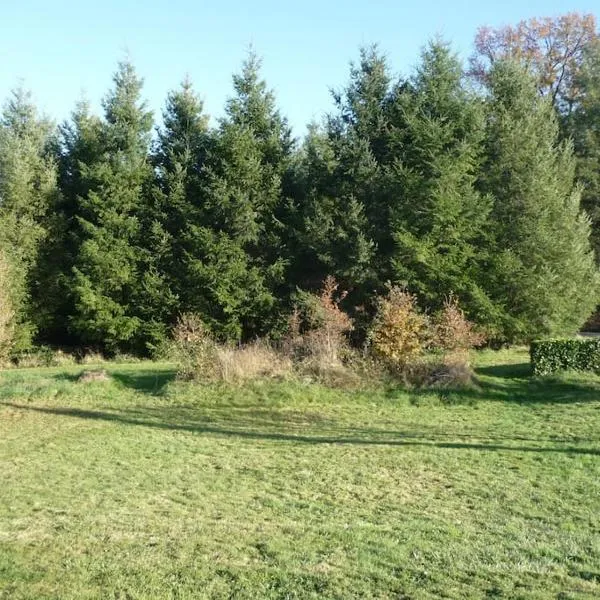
[530,338,600,375]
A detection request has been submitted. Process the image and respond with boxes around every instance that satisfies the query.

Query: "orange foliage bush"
[431,296,486,353]
[368,286,429,369]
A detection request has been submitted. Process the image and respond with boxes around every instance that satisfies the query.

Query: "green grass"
[1,349,599,599]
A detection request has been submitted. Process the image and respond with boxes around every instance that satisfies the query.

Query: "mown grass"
[1,349,599,599]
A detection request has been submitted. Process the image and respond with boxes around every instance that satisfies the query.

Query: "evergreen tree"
[146,78,210,348]
[183,52,293,339]
[287,124,376,292]
[480,60,600,340]
[69,61,153,353]
[385,41,495,322]
[0,88,57,351]
[34,100,104,344]
[287,47,389,300]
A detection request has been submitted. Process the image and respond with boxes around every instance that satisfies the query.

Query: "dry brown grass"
[216,341,292,384]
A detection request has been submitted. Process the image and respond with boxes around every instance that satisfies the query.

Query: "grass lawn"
[1,348,599,599]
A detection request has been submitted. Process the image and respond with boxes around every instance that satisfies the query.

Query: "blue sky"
[1,0,597,136]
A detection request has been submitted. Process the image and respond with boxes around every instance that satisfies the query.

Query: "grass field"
[1,348,599,599]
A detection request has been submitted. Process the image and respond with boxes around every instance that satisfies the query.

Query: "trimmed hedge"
[530,338,600,375]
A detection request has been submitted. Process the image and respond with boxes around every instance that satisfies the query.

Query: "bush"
[285,276,353,368]
[368,286,429,371]
[530,338,600,375]
[171,314,219,381]
[13,346,77,368]
[0,252,15,362]
[424,351,474,388]
[431,296,486,352]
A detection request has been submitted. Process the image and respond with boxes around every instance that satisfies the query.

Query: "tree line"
[0,13,599,357]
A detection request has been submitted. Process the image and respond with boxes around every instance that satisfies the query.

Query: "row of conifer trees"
[0,40,598,356]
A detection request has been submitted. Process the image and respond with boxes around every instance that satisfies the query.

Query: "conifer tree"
[145,79,210,348]
[564,40,600,260]
[184,52,293,339]
[69,61,153,353]
[480,60,600,340]
[0,88,57,351]
[34,100,104,344]
[287,47,390,299]
[386,41,495,322]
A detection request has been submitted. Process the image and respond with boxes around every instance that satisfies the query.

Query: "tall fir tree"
[480,60,600,340]
[34,100,104,344]
[69,61,154,353]
[0,88,58,351]
[287,47,390,299]
[183,52,293,339]
[145,78,211,348]
[385,41,495,322]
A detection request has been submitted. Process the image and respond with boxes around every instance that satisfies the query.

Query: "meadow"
[1,348,599,599]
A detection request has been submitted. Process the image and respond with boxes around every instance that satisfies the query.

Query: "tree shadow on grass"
[399,362,600,405]
[50,368,176,396]
[476,362,532,379]
[110,370,176,396]
[4,402,600,456]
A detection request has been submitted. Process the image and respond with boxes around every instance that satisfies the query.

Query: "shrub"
[431,296,486,352]
[424,351,474,388]
[285,276,353,368]
[0,252,15,362]
[368,286,429,371]
[171,314,218,381]
[530,338,600,375]
[12,346,77,368]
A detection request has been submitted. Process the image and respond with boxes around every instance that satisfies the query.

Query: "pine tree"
[480,60,600,340]
[69,61,153,353]
[0,87,58,351]
[385,41,494,322]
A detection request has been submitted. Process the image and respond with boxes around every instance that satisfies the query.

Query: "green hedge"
[530,338,600,375]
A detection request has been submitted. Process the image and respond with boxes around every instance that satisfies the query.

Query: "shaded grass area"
[1,350,600,598]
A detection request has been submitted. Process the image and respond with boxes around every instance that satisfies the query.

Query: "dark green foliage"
[144,79,210,350]
[34,101,104,345]
[386,41,495,323]
[564,40,600,260]
[0,88,58,351]
[68,61,153,353]
[183,51,293,340]
[530,338,600,375]
[1,34,599,354]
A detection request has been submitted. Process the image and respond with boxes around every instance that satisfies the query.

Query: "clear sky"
[1,0,597,137]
